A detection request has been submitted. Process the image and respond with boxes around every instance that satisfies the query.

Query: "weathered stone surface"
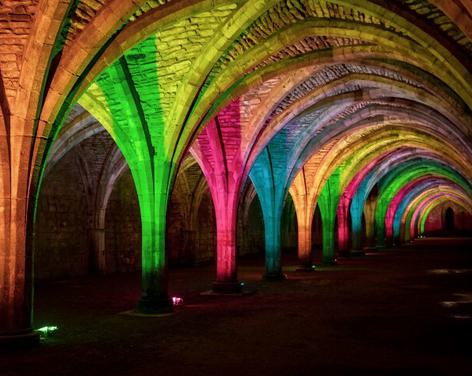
[401,0,472,53]
[1,0,471,341]
[0,0,38,98]
[35,148,90,280]
[105,171,141,273]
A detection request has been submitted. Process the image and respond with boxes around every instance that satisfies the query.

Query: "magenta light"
[337,156,381,251]
[192,99,243,288]
[172,297,184,306]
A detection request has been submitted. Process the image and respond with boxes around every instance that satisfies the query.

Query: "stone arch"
[290,125,471,263]
[1,0,472,337]
[408,191,472,241]
[384,178,472,244]
[392,180,470,243]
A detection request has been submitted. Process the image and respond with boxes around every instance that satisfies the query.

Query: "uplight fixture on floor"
[36,326,58,338]
[172,297,183,306]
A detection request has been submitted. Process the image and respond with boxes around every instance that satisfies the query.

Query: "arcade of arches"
[0,0,471,371]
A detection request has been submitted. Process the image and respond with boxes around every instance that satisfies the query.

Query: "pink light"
[172,297,183,306]
[337,155,382,251]
[193,99,243,284]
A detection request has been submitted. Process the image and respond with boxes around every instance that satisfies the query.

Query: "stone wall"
[192,192,217,264]
[281,195,297,253]
[105,171,141,273]
[167,195,193,266]
[0,0,39,99]
[238,194,265,256]
[424,202,472,235]
[312,205,323,250]
[35,152,90,280]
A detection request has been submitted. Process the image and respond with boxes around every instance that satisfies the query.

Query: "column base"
[136,293,173,315]
[263,271,287,281]
[212,280,242,294]
[0,329,40,350]
[337,250,351,257]
[349,249,365,257]
[321,258,337,266]
[296,264,316,272]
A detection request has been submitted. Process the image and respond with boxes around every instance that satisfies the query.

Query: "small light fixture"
[36,326,58,338]
[172,296,183,306]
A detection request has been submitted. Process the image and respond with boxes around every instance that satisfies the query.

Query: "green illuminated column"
[317,170,341,265]
[137,160,173,313]
[80,36,173,313]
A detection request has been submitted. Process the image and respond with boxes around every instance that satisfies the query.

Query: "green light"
[80,34,173,310]
[318,168,341,265]
[36,326,58,338]
[374,161,471,246]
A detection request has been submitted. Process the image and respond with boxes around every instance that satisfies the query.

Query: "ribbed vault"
[0,0,471,339]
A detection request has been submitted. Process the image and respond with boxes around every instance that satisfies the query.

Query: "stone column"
[261,200,285,280]
[337,198,350,256]
[0,134,39,347]
[212,189,241,293]
[318,174,341,265]
[364,198,377,249]
[290,176,315,271]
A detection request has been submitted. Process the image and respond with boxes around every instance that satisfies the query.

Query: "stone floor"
[2,237,471,375]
